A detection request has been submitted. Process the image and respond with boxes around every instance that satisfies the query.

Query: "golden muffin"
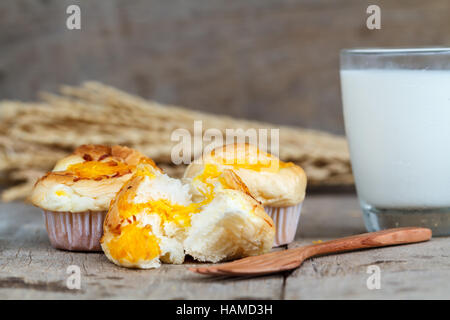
[184,143,307,246]
[31,144,152,251]
[101,162,275,268]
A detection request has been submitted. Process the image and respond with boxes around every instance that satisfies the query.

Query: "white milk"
[341,69,450,208]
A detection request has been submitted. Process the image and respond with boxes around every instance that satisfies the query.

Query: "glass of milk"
[340,48,450,236]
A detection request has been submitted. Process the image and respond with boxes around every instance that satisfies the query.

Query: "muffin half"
[184,143,307,246]
[101,162,275,268]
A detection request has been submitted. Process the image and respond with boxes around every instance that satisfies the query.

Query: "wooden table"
[1,194,449,299]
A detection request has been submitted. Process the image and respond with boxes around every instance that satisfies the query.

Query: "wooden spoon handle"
[300,227,432,259]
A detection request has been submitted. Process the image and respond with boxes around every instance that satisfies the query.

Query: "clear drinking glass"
[340,48,450,236]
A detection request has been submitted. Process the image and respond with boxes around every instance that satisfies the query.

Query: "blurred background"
[2,0,449,134]
[0,0,449,200]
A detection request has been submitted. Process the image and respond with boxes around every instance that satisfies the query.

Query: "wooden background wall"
[0,0,449,134]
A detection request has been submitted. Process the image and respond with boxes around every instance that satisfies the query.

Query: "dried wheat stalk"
[0,82,352,202]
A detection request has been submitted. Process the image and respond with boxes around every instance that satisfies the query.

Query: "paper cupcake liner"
[265,203,302,247]
[42,210,107,252]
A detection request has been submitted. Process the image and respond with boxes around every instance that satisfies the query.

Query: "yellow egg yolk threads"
[106,163,220,265]
[193,163,223,199]
[116,187,203,229]
[210,147,293,172]
[54,190,67,197]
[116,166,214,230]
[107,223,161,264]
[66,160,133,179]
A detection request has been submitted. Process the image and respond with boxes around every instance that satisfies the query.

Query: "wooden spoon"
[189,227,432,276]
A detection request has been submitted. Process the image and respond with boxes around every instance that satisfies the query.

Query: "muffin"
[31,144,152,251]
[184,143,307,246]
[101,162,275,269]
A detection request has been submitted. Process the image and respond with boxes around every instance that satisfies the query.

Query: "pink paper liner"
[265,203,302,247]
[42,210,107,252]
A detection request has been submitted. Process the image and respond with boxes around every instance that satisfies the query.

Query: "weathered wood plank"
[0,201,284,299]
[285,238,450,299]
[286,195,450,299]
[1,0,450,134]
[1,194,449,299]
[296,194,366,238]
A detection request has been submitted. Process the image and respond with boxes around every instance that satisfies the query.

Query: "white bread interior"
[101,163,275,269]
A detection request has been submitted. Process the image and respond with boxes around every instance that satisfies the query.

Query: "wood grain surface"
[1,0,450,134]
[190,227,432,276]
[1,194,449,299]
